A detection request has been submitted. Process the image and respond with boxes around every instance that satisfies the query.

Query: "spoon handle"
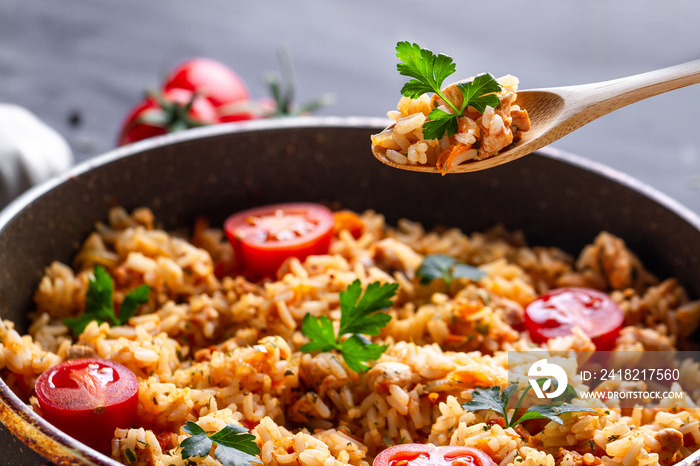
[560,59,700,122]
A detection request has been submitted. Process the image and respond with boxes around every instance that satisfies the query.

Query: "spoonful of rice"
[371,42,700,174]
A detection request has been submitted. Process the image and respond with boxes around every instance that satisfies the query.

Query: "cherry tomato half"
[162,57,250,109]
[35,358,139,452]
[117,87,220,146]
[374,444,496,466]
[224,203,334,278]
[524,287,623,350]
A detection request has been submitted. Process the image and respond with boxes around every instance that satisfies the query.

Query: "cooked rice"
[1,205,699,466]
[371,75,531,173]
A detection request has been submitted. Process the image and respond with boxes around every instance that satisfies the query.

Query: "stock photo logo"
[527,358,568,399]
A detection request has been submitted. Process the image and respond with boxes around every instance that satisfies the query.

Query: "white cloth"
[0,104,73,207]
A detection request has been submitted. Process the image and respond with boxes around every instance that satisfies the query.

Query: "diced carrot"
[445,334,467,345]
[436,143,470,175]
[457,303,482,319]
[333,210,364,239]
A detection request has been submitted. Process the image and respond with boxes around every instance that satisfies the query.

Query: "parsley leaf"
[63,265,150,335]
[301,279,398,373]
[462,385,510,420]
[456,73,502,113]
[396,41,456,99]
[514,402,596,426]
[300,314,337,353]
[462,383,596,429]
[119,283,151,322]
[338,280,396,336]
[416,254,486,290]
[423,108,459,140]
[394,42,503,140]
[546,379,579,403]
[340,335,389,373]
[181,421,261,466]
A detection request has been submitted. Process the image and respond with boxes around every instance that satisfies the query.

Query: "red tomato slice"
[374,444,496,466]
[35,358,139,452]
[524,287,623,350]
[224,203,334,278]
[162,57,250,109]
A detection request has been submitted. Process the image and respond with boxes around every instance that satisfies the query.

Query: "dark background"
[1,0,699,214]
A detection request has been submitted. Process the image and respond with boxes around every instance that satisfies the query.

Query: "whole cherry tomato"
[117,87,220,146]
[162,57,250,109]
[224,203,334,279]
[374,444,496,466]
[524,287,623,350]
[35,358,139,452]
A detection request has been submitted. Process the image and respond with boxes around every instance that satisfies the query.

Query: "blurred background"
[1,0,699,213]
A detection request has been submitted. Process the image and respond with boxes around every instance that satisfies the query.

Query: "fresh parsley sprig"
[63,265,150,335]
[181,422,261,466]
[462,382,596,429]
[416,254,486,291]
[301,279,398,373]
[395,41,502,140]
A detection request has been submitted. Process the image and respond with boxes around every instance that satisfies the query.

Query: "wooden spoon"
[372,59,700,173]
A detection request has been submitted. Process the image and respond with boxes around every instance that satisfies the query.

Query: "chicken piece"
[370,238,423,278]
[553,448,602,466]
[511,108,531,134]
[615,326,675,351]
[574,232,657,292]
[64,344,98,360]
[366,361,419,393]
[298,353,349,397]
[656,428,683,465]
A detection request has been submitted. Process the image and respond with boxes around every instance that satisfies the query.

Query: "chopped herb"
[181,421,261,466]
[608,435,620,441]
[124,447,137,463]
[462,383,596,429]
[395,41,502,140]
[475,322,490,335]
[63,265,150,335]
[416,254,486,290]
[301,279,398,373]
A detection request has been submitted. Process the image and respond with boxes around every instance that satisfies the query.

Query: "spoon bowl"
[373,60,700,173]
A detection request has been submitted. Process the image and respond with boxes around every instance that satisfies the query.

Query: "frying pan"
[0,117,698,465]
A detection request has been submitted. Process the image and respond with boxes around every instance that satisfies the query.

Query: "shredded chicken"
[366,361,419,393]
